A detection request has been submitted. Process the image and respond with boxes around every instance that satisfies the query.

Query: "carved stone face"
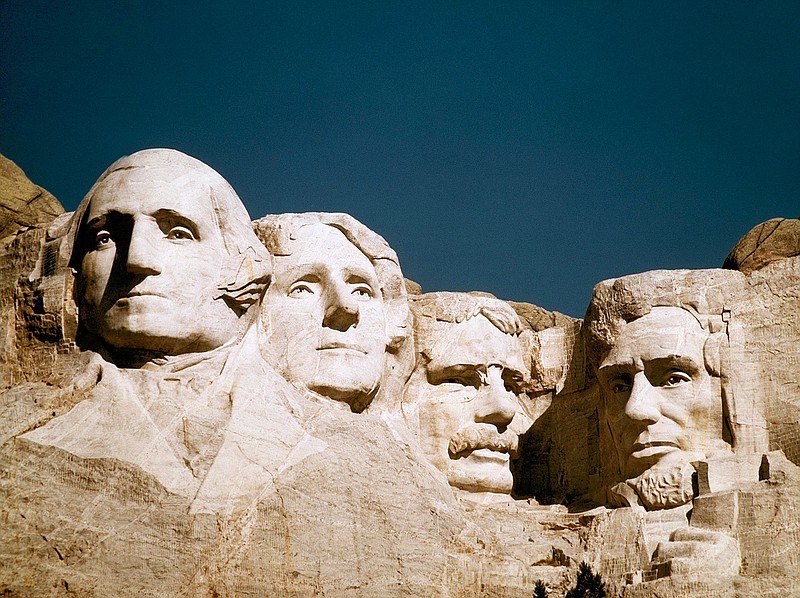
[405,315,529,494]
[261,223,388,408]
[598,307,723,480]
[77,169,240,354]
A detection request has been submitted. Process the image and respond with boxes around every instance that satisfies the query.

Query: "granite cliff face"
[1,151,798,597]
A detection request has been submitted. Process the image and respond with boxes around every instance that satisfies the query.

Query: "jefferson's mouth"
[317,342,367,354]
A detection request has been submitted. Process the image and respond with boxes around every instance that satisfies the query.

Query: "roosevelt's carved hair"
[409,292,523,358]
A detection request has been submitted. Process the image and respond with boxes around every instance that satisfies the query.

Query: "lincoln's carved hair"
[253,212,411,353]
[409,292,523,358]
[585,269,769,455]
[64,149,271,314]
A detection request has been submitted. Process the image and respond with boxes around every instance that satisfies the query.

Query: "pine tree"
[565,562,606,598]
[533,579,548,598]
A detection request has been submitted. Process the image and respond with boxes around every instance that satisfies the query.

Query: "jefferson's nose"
[126,220,162,276]
[474,366,518,428]
[624,372,661,423]
[322,282,359,331]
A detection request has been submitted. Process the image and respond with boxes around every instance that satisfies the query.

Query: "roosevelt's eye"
[289,284,314,297]
[94,231,113,248]
[166,226,195,241]
[661,371,692,387]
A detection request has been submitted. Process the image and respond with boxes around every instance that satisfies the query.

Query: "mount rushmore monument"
[1,149,799,597]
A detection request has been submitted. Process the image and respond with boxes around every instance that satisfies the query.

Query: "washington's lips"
[115,290,168,304]
[448,425,519,459]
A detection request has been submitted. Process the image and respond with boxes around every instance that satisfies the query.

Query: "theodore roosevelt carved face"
[260,222,389,411]
[403,294,530,494]
[70,149,269,358]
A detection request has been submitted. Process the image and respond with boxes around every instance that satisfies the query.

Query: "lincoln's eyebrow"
[645,355,703,375]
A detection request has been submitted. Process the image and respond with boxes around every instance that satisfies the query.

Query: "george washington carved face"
[77,168,240,355]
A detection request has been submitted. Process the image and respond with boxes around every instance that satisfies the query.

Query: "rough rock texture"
[1,151,798,597]
[0,153,64,239]
[724,217,800,274]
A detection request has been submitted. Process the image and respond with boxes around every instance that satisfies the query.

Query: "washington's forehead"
[87,170,216,223]
[428,316,525,372]
[283,223,374,270]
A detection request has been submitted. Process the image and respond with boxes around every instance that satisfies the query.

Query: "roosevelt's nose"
[624,372,661,423]
[322,281,359,331]
[474,365,518,428]
[126,220,162,276]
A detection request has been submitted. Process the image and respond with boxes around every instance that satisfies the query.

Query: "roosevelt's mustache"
[448,424,519,458]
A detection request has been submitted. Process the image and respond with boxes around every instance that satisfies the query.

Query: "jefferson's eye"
[289,284,314,297]
[662,372,691,387]
[352,285,374,298]
[94,231,113,248]
[166,226,195,241]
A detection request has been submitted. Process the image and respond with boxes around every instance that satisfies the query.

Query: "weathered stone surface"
[724,217,800,275]
[0,153,64,240]
[1,150,798,597]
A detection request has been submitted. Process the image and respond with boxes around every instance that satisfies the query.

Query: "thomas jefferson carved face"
[597,307,724,481]
[404,314,529,494]
[77,169,240,355]
[260,223,388,410]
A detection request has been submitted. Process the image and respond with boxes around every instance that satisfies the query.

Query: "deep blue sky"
[2,2,798,317]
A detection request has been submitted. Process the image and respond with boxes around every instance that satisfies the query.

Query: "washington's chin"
[95,317,234,354]
[448,449,514,494]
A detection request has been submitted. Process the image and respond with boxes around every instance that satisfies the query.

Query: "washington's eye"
[662,372,691,387]
[289,284,314,297]
[609,377,631,394]
[94,231,113,248]
[166,226,195,241]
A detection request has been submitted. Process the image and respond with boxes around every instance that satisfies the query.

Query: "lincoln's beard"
[609,456,698,510]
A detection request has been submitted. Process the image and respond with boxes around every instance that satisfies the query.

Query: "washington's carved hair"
[64,148,271,315]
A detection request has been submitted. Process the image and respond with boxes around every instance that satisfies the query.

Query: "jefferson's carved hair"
[253,212,410,352]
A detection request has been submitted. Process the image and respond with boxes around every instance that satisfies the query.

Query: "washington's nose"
[624,372,661,423]
[474,366,518,428]
[322,283,359,331]
[126,220,162,276]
